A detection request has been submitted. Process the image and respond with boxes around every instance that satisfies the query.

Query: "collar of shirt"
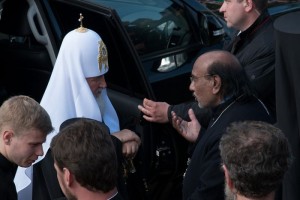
[0,153,18,179]
[239,9,271,40]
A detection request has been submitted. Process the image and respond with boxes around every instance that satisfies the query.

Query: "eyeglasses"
[190,74,212,82]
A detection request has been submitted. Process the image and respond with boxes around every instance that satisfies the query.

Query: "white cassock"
[14,28,120,199]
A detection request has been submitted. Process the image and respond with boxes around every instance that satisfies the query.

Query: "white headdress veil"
[41,28,120,148]
[14,28,120,196]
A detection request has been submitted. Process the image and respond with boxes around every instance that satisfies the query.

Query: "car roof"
[268,2,300,18]
[72,0,211,13]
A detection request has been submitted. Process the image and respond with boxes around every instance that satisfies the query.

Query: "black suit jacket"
[0,153,18,200]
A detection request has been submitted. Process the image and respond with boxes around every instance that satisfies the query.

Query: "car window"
[97,1,192,54]
[97,0,198,74]
[121,4,191,56]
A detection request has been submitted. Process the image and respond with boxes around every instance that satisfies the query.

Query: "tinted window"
[96,0,194,56]
[122,4,191,56]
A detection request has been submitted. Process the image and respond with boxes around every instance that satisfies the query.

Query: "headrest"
[0,0,32,36]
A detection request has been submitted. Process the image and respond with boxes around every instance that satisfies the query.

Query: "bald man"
[170,50,273,199]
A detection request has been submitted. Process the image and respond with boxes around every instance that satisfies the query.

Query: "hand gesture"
[171,108,201,143]
[138,98,170,123]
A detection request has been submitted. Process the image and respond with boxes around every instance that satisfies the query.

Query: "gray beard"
[197,101,203,108]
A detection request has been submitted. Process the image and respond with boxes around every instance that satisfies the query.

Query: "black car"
[0,0,298,199]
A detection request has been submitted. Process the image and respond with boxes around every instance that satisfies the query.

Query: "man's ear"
[212,75,221,95]
[3,130,13,145]
[63,167,73,186]
[244,0,254,12]
[223,165,234,190]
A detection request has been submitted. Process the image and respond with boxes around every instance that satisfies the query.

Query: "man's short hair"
[236,0,268,12]
[219,121,293,198]
[50,118,118,193]
[0,95,53,135]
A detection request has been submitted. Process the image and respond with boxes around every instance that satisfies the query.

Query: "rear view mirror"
[198,13,225,46]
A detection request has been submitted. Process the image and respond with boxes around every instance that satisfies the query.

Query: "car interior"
[0,0,53,105]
